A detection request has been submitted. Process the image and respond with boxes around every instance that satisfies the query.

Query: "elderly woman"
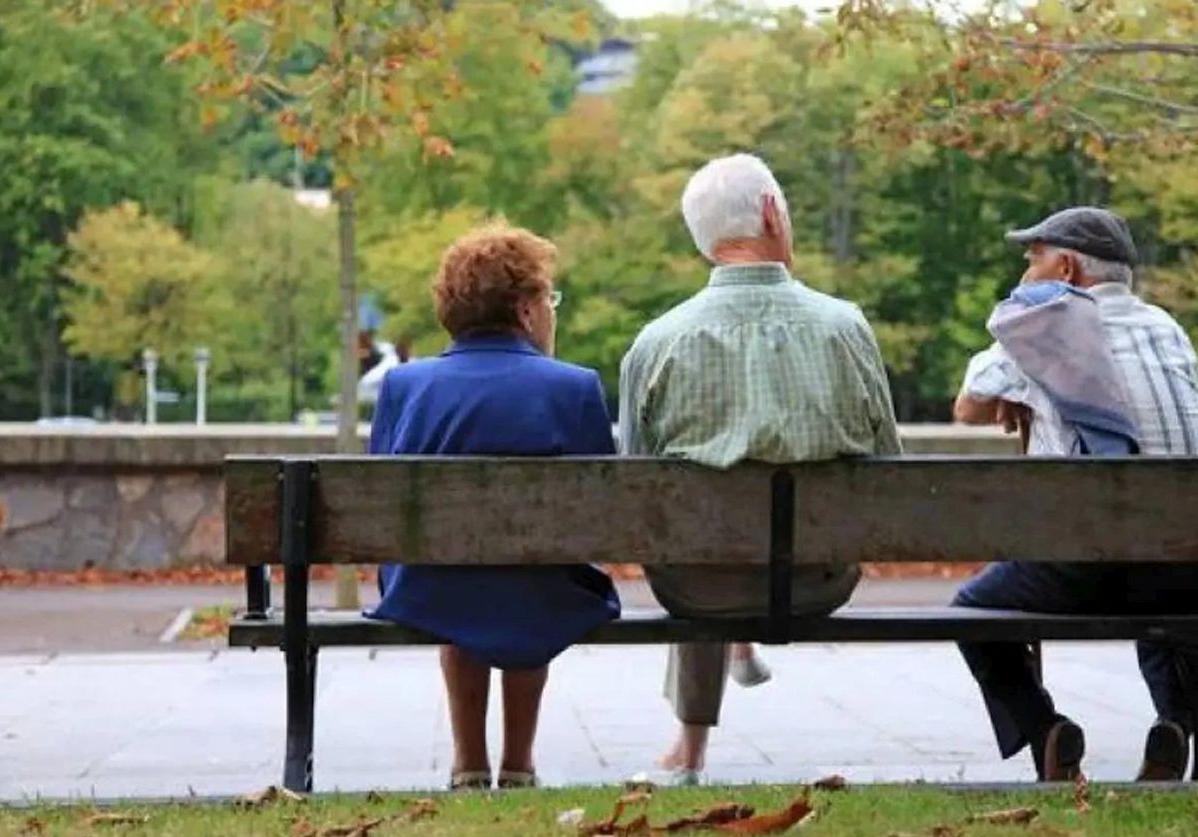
[365,224,620,791]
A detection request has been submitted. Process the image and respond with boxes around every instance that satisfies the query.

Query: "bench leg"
[283,643,318,793]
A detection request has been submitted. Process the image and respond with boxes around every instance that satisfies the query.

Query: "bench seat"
[230,606,1198,649]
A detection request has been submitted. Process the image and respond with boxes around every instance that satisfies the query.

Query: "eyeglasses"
[548,290,562,310]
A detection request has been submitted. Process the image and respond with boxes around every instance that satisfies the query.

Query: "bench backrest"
[225,455,1198,567]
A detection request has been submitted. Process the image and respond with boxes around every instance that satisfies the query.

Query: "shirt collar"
[708,262,792,288]
[1087,282,1134,300]
[441,332,542,357]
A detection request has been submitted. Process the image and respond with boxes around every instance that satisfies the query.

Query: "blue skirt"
[365,564,620,670]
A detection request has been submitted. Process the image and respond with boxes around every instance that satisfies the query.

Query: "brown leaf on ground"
[316,818,384,837]
[657,802,754,832]
[930,826,964,837]
[237,785,306,808]
[18,817,46,835]
[0,564,373,588]
[965,807,1039,826]
[84,812,151,826]
[1073,772,1091,814]
[714,795,813,834]
[397,798,438,823]
[813,774,848,791]
[579,791,654,836]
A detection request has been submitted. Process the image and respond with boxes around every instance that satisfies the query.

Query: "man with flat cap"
[954,206,1198,782]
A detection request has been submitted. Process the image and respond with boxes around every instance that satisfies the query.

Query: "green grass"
[4,784,1198,836]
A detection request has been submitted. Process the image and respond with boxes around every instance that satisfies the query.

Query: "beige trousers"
[649,564,860,726]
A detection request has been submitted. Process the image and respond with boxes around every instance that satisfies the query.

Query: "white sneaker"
[628,768,702,788]
[729,653,772,688]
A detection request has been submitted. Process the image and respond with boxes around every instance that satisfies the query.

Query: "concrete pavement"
[0,641,1161,800]
[0,578,1166,800]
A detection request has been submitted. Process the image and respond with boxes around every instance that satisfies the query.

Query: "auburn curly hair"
[433,223,556,337]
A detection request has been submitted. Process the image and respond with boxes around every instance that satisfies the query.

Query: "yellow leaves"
[1081,131,1109,162]
[63,202,220,366]
[422,136,455,160]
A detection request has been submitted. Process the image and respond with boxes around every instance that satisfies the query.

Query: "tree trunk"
[334,185,361,610]
[831,149,855,263]
[37,313,56,418]
[331,0,359,610]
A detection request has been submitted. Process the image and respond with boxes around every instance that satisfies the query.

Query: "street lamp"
[194,346,211,425]
[142,348,159,424]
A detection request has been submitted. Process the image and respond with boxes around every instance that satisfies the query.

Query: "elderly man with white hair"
[619,153,901,783]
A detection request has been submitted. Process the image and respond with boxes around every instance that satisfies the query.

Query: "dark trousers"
[953,562,1198,761]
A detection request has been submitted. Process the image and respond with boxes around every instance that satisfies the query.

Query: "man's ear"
[1060,251,1079,285]
[761,194,780,236]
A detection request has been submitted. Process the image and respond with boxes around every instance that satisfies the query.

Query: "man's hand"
[953,393,998,425]
[996,400,1031,435]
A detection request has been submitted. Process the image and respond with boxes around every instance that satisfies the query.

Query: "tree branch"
[1081,81,1198,116]
[1000,39,1198,58]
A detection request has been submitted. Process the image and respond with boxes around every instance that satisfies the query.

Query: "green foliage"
[0,0,213,418]
[2,0,1196,421]
[63,202,219,368]
[195,179,340,419]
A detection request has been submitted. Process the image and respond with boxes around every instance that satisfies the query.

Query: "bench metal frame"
[227,456,1198,792]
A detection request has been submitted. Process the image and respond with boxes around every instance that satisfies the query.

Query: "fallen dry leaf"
[658,802,754,832]
[930,826,964,837]
[579,791,654,836]
[1073,772,1091,814]
[715,795,813,834]
[965,807,1039,826]
[237,785,306,808]
[84,812,151,827]
[813,774,847,791]
[398,798,438,823]
[316,817,384,837]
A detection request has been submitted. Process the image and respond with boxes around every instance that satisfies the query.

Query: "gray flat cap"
[1005,206,1138,266]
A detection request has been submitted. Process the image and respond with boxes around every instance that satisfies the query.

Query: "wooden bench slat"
[226,455,1198,567]
[228,607,1198,648]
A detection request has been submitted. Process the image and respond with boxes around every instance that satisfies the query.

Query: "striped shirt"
[964,282,1198,455]
[618,262,901,467]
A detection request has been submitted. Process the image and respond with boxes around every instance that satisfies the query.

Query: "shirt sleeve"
[573,370,616,455]
[367,371,394,455]
[962,343,1032,404]
[618,339,650,456]
[854,317,902,455]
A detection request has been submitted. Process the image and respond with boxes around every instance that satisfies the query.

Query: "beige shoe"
[496,770,538,789]
[449,770,491,791]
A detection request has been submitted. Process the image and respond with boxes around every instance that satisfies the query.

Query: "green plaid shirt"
[618,262,901,467]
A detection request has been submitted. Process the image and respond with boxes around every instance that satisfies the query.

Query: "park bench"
[225,454,1198,792]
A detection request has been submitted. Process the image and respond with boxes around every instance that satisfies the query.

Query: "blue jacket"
[365,334,620,669]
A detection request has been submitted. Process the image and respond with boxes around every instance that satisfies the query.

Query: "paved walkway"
[0,637,1161,800]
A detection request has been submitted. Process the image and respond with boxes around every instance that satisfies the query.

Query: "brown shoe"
[1136,720,1189,782]
[1042,718,1085,782]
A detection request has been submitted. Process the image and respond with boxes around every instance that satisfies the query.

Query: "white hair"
[1045,246,1134,286]
[681,153,791,262]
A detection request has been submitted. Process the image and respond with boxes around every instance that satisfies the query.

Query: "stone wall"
[0,468,223,570]
[0,423,1019,570]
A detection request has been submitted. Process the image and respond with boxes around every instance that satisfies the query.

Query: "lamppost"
[142,348,159,425]
[194,346,211,425]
